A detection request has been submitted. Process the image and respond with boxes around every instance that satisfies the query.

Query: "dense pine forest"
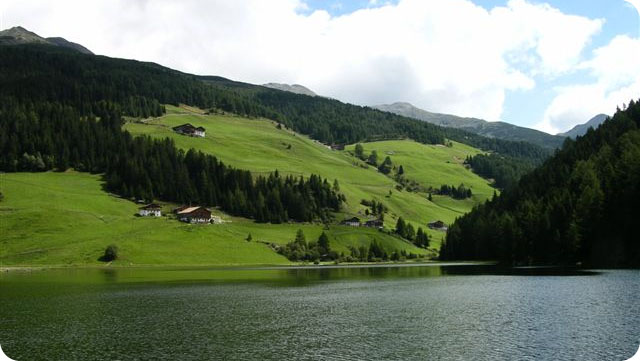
[464,153,539,189]
[441,101,640,267]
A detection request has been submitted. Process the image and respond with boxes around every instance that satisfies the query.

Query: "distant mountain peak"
[0,26,93,54]
[262,83,317,97]
[558,114,609,138]
[374,102,567,149]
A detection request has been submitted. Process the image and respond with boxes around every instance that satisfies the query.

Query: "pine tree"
[395,217,406,238]
[355,143,364,159]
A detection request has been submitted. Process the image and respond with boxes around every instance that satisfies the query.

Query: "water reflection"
[0,265,637,361]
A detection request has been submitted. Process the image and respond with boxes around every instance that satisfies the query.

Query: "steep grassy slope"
[0,172,427,266]
[125,105,495,244]
[345,140,496,214]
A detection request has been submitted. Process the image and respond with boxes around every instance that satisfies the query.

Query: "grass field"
[0,172,428,266]
[345,140,496,213]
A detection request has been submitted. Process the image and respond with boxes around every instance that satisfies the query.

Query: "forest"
[464,153,538,189]
[441,100,640,267]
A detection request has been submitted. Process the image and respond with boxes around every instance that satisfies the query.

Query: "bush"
[100,244,118,262]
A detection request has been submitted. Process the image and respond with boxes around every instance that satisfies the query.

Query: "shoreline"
[0,261,494,273]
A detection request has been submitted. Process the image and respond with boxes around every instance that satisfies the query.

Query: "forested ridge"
[0,45,341,223]
[441,100,640,267]
[202,77,552,163]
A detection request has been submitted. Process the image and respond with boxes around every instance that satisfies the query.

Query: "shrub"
[100,244,119,262]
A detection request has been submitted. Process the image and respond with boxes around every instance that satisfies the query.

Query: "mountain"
[374,102,567,149]
[0,26,93,54]
[44,37,93,55]
[262,83,317,96]
[441,100,640,267]
[558,114,609,138]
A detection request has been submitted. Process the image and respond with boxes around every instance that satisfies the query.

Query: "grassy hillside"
[0,106,498,267]
[0,172,427,266]
[345,140,496,214]
[125,105,495,244]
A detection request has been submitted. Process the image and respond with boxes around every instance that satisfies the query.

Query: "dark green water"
[1,264,638,360]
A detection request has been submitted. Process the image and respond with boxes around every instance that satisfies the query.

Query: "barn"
[177,206,212,224]
[172,123,206,137]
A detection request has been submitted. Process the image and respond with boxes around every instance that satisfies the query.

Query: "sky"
[1,0,639,134]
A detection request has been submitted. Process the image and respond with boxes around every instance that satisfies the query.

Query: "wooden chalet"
[365,219,383,229]
[139,203,162,217]
[172,123,205,138]
[428,220,448,231]
[330,144,345,151]
[341,217,361,227]
[177,206,212,224]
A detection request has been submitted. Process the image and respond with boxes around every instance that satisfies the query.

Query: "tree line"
[465,153,538,190]
[441,100,640,267]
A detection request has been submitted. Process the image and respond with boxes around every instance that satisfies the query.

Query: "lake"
[1,264,638,360]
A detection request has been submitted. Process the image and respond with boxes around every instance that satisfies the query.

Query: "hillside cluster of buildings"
[340,217,448,231]
[138,203,222,224]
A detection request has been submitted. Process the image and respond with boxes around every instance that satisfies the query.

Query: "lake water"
[1,264,638,360]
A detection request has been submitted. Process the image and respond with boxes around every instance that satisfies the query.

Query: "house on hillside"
[341,217,361,227]
[428,220,448,231]
[330,144,345,151]
[139,203,162,217]
[365,219,383,229]
[172,123,205,137]
[177,206,212,224]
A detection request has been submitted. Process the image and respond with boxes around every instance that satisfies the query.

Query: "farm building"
[428,220,448,231]
[365,219,383,229]
[172,123,205,137]
[330,144,345,151]
[177,206,212,224]
[139,203,162,217]
[341,217,361,227]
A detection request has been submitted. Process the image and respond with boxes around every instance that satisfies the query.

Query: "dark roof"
[140,203,161,210]
[173,123,195,131]
[343,217,361,222]
[195,126,206,131]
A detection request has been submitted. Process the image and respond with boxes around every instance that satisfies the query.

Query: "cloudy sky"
[2,0,639,134]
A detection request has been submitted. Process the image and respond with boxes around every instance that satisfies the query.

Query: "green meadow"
[0,172,428,266]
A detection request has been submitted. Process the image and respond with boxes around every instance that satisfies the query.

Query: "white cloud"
[535,35,640,134]
[2,0,603,122]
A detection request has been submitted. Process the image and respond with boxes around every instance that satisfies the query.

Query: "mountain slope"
[262,83,317,96]
[125,105,495,243]
[375,102,566,149]
[559,114,608,138]
[0,43,540,265]
[441,101,640,267]
[0,26,93,54]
